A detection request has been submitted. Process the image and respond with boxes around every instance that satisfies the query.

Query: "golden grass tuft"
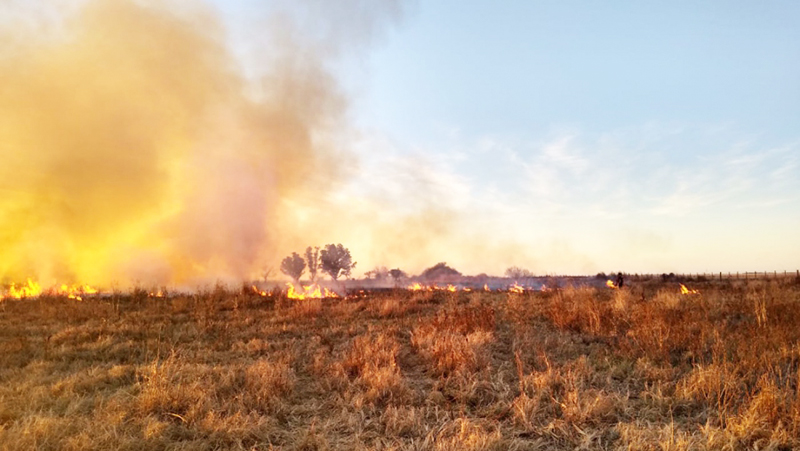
[288,297,323,318]
[341,330,409,405]
[429,418,503,451]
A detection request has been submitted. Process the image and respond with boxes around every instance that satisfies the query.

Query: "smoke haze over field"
[0,0,407,287]
[3,1,797,286]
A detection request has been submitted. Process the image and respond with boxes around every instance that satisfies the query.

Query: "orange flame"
[408,282,437,292]
[509,282,524,293]
[2,278,42,299]
[484,284,490,292]
[606,280,617,289]
[287,283,338,300]
[57,284,99,301]
[680,284,699,295]
[1,280,101,301]
[251,285,267,297]
[446,284,457,292]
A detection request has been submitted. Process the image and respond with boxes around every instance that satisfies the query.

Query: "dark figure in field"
[616,272,624,288]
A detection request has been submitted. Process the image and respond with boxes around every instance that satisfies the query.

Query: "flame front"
[509,282,524,293]
[680,284,699,295]
[408,282,426,291]
[1,280,100,301]
[407,283,462,292]
[3,279,42,299]
[606,280,617,289]
[286,283,338,300]
[58,284,99,301]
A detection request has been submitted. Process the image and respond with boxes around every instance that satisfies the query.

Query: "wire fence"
[626,270,800,282]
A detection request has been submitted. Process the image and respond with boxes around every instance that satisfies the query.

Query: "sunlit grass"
[0,279,798,449]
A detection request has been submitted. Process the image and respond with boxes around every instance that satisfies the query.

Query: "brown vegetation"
[1,279,799,450]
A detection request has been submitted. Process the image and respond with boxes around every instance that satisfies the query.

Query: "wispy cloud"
[340,131,473,213]
[649,138,800,215]
[319,122,800,274]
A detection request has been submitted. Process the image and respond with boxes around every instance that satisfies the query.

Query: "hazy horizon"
[1,0,797,287]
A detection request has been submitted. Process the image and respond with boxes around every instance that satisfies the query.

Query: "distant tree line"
[280,244,356,282]
[279,257,551,283]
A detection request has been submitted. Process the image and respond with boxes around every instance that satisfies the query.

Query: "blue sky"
[353,1,799,140]
[214,1,799,275]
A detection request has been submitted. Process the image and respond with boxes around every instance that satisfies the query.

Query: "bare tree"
[261,266,274,283]
[365,266,389,280]
[320,243,356,281]
[280,252,306,283]
[305,246,320,283]
[505,266,534,279]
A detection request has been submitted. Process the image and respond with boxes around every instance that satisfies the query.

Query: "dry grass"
[0,279,799,450]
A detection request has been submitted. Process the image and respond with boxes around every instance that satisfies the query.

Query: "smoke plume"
[0,0,399,287]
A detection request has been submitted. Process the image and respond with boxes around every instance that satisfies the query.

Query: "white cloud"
[341,130,473,214]
[318,123,800,274]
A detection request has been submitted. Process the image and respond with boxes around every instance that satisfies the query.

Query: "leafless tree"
[261,266,274,283]
[305,246,320,283]
[365,266,389,280]
[505,266,534,279]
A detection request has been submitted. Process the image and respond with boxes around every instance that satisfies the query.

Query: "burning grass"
[1,280,799,449]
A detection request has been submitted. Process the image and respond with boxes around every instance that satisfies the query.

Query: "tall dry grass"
[0,279,798,449]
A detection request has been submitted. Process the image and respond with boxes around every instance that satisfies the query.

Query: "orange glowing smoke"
[0,0,402,288]
[286,283,339,300]
[680,284,699,295]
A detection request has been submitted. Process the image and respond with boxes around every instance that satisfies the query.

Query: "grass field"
[1,279,799,450]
